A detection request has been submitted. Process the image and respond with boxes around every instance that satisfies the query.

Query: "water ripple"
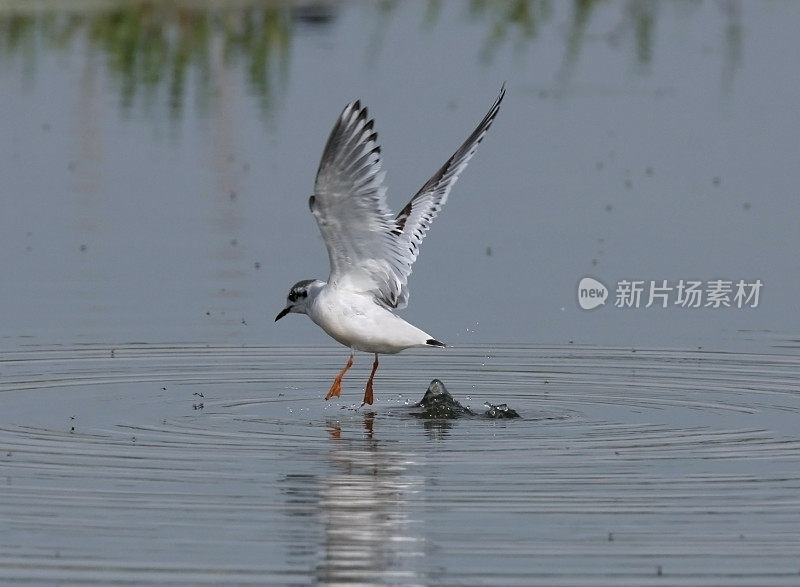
[1,344,799,585]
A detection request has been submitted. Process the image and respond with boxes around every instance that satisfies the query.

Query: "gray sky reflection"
[0,0,797,351]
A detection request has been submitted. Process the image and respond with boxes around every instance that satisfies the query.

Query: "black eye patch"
[288,289,307,303]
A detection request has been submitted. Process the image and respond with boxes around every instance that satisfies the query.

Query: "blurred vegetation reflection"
[0,0,741,120]
[0,1,312,120]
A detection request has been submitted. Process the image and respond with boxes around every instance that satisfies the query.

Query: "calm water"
[1,344,800,585]
[1,0,800,584]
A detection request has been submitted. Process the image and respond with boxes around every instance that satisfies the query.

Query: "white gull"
[276,86,505,404]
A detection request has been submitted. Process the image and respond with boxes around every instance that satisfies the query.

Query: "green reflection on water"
[0,0,742,120]
[1,2,293,120]
[468,0,552,61]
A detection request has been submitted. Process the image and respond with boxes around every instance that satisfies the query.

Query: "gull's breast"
[309,288,431,354]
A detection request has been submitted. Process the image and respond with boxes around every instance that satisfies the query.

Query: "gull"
[275,86,505,405]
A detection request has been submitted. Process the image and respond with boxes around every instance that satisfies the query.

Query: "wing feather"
[311,101,406,308]
[309,86,505,310]
[394,85,505,279]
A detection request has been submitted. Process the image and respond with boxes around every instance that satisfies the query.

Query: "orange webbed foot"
[325,354,354,401]
[362,380,374,405]
[361,354,379,406]
[325,380,342,400]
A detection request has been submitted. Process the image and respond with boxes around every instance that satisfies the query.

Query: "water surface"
[0,0,798,348]
[1,1,799,584]
[2,344,799,585]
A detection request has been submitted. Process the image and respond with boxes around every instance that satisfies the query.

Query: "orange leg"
[362,354,379,405]
[325,354,354,400]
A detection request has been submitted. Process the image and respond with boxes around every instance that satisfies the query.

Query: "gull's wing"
[393,85,505,288]
[310,100,409,309]
[309,87,504,310]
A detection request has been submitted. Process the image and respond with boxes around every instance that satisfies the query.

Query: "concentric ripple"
[1,344,799,585]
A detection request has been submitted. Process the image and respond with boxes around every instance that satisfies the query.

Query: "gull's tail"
[426,338,446,348]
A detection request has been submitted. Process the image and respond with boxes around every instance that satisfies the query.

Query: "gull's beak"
[275,307,291,322]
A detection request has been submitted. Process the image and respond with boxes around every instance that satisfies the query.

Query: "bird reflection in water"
[282,412,425,584]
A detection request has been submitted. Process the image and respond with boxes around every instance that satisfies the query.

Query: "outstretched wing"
[310,100,409,308]
[393,85,505,289]
[309,86,505,310]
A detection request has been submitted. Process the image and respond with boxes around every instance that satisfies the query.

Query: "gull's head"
[275,279,323,321]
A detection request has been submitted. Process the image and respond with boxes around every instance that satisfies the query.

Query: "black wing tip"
[341,99,367,124]
[340,100,378,145]
[481,83,506,129]
[485,83,506,125]
[426,338,446,348]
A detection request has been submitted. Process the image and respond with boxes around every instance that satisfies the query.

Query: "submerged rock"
[412,379,520,419]
[483,402,520,419]
[413,379,475,419]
